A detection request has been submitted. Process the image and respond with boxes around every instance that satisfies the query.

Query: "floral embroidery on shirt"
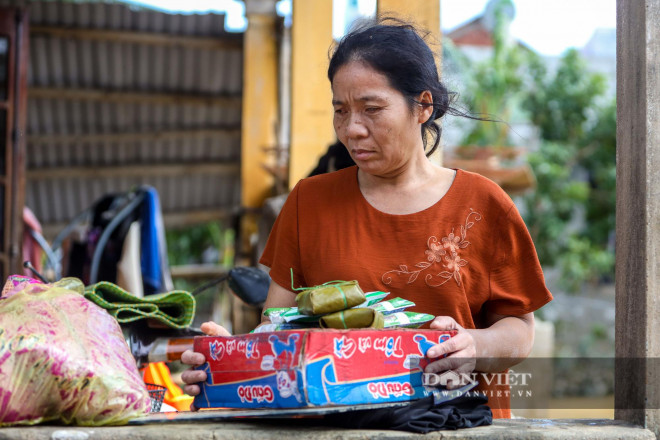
[382,209,482,287]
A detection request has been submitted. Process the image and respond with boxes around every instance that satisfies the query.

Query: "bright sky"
[126,0,616,56]
[441,0,616,56]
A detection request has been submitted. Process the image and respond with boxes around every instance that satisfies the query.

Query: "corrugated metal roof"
[27,1,231,36]
[7,1,245,235]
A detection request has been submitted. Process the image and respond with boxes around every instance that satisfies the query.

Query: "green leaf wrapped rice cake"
[319,308,385,329]
[295,280,366,315]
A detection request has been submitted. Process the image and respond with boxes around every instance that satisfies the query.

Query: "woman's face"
[331,61,432,177]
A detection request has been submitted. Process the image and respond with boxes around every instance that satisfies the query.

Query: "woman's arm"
[258,280,298,325]
[423,311,535,380]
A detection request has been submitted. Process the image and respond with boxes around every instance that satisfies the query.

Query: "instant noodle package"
[193,328,456,409]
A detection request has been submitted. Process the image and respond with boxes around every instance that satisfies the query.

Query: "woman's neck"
[357,151,437,191]
[356,155,455,215]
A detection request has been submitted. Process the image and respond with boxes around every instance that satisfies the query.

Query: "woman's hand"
[422,312,535,389]
[423,316,477,389]
[180,321,231,404]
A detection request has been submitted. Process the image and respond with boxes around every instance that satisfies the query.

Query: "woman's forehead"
[332,60,384,81]
[332,93,390,105]
[331,62,397,101]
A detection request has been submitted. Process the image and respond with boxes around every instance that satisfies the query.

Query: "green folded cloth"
[84,282,195,329]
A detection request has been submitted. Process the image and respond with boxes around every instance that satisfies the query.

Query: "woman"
[182,18,552,419]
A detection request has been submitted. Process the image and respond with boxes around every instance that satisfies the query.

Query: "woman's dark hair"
[328,17,461,157]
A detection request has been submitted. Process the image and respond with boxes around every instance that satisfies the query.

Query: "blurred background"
[0,0,616,418]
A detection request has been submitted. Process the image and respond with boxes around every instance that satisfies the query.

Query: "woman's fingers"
[178,323,230,411]
[424,325,477,390]
[181,367,208,384]
[181,367,207,402]
[426,332,474,358]
[424,333,476,373]
[200,321,231,337]
[180,349,206,367]
[430,315,461,331]
[424,353,477,390]
[181,322,228,367]
[183,383,201,397]
[424,355,475,375]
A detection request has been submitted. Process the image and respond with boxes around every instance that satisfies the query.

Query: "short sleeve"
[488,204,553,315]
[259,182,305,291]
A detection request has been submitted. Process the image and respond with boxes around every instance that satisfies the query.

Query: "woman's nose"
[344,113,368,139]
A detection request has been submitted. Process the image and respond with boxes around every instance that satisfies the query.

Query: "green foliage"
[165,222,225,266]
[521,50,615,292]
[524,49,607,143]
[461,0,532,146]
[578,99,616,248]
[165,223,234,328]
[447,0,615,293]
[559,235,615,292]
[524,142,589,267]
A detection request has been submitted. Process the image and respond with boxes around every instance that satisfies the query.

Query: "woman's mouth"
[352,149,374,160]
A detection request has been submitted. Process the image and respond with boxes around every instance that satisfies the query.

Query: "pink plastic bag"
[0,277,150,426]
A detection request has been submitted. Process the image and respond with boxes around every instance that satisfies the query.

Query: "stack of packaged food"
[257,280,434,332]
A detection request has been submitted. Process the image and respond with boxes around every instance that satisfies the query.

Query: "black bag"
[67,192,142,284]
[323,393,492,433]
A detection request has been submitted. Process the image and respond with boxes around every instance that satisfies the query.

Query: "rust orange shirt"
[260,166,553,418]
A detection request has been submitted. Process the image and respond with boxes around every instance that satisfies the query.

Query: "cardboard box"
[193,328,455,409]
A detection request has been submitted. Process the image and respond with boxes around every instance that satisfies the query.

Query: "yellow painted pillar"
[289,0,335,188]
[376,0,441,70]
[241,0,279,268]
[241,0,278,209]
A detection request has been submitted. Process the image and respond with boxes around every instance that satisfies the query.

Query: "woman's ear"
[417,90,434,123]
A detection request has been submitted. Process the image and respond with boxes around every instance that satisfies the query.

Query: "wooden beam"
[241,0,278,208]
[40,208,240,239]
[170,264,228,280]
[29,87,242,108]
[27,128,241,145]
[29,25,243,51]
[9,7,29,277]
[615,0,660,435]
[289,0,335,188]
[26,162,240,180]
[162,208,240,228]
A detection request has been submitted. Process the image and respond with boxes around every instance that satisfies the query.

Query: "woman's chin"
[355,161,378,174]
[357,163,393,177]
